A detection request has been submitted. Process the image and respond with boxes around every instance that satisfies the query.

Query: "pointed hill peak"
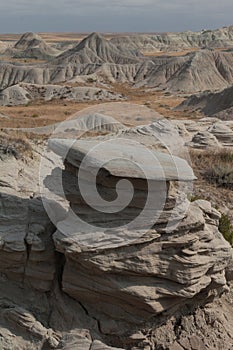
[74,32,109,51]
[15,32,45,49]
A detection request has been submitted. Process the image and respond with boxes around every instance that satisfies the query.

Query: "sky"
[0,0,232,33]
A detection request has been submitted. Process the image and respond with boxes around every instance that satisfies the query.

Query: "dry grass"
[143,48,199,57]
[189,149,233,224]
[0,130,33,160]
[0,100,103,129]
[191,149,233,189]
[38,33,88,43]
[111,83,201,121]
[1,57,46,64]
[0,84,200,130]
[0,32,149,43]
[142,47,227,57]
[219,213,233,246]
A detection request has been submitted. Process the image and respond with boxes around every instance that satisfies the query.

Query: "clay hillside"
[1,30,233,94]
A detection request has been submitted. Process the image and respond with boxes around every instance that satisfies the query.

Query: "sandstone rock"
[208,122,233,146]
[169,343,184,350]
[0,112,233,349]
[46,129,231,337]
[0,303,60,349]
[57,331,92,350]
[91,340,125,350]
[0,83,124,106]
[186,131,220,149]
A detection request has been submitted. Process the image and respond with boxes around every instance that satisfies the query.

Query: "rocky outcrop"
[45,123,232,338]
[0,83,124,106]
[171,118,233,150]
[208,122,233,146]
[110,26,233,52]
[186,131,220,149]
[0,114,233,349]
[176,84,233,120]
[0,154,56,290]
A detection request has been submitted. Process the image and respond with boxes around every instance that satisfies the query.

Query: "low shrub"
[191,149,233,189]
[205,164,233,188]
[187,194,203,202]
[219,213,233,246]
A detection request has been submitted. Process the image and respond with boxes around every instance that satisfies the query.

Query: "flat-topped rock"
[49,138,196,182]
[46,120,232,336]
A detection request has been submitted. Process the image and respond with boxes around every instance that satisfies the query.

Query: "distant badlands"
[0,27,233,98]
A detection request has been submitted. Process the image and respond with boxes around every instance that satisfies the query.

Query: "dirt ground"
[0,32,167,42]
[0,84,202,130]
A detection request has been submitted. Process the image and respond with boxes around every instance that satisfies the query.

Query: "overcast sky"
[0,0,232,33]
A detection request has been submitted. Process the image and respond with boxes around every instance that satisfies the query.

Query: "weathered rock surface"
[148,290,233,350]
[0,83,124,106]
[52,32,141,66]
[45,119,232,339]
[0,113,233,349]
[208,122,233,146]
[2,33,233,93]
[172,118,233,150]
[3,32,60,59]
[176,84,233,120]
[186,131,220,149]
[0,154,55,290]
[110,26,233,52]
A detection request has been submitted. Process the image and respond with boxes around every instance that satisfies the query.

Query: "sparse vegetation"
[219,213,233,246]
[191,149,233,189]
[0,131,33,160]
[187,193,203,202]
[0,86,188,130]
[87,77,96,83]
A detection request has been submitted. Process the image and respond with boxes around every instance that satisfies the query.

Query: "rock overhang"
[49,138,196,182]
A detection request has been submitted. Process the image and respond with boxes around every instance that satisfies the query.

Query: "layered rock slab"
[48,136,231,336]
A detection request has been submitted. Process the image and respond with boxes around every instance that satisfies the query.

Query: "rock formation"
[43,123,230,336]
[170,118,233,150]
[177,85,233,120]
[52,32,141,65]
[186,131,221,149]
[3,32,60,59]
[208,122,233,146]
[0,83,124,106]
[0,112,233,349]
[110,25,233,52]
[2,33,233,93]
